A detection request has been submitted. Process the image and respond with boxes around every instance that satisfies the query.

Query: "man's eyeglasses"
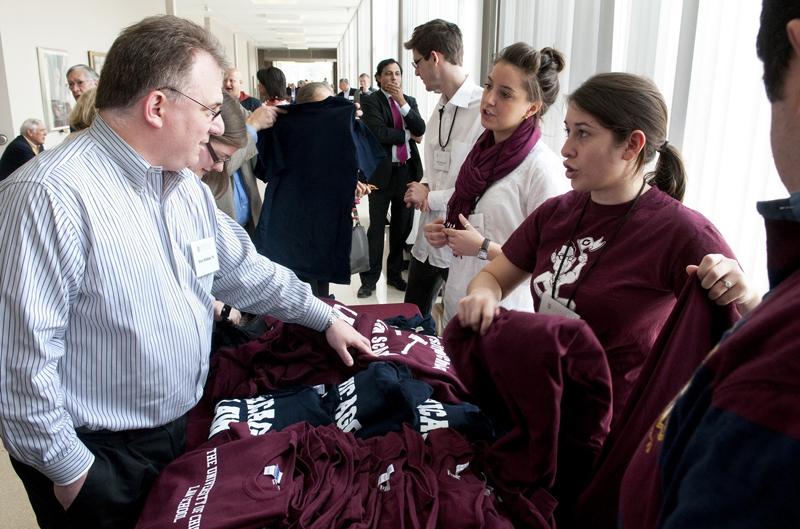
[67,79,90,89]
[158,86,222,121]
[206,142,231,166]
[411,57,424,70]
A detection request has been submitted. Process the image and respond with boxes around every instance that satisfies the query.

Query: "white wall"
[0,0,165,153]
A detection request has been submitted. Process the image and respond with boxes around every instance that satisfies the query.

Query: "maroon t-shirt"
[503,188,734,417]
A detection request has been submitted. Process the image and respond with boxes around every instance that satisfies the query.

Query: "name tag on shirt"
[538,292,581,319]
[190,237,219,277]
[433,150,451,172]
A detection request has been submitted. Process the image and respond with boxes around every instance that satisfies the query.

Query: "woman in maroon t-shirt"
[457,73,761,418]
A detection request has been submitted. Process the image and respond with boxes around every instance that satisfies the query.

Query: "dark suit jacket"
[337,88,357,99]
[360,90,425,187]
[0,135,41,181]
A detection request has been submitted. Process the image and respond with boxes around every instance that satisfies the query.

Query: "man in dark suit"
[358,59,425,297]
[337,78,357,100]
[0,119,46,181]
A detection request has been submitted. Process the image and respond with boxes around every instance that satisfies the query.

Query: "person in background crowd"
[257,66,290,106]
[358,73,376,95]
[358,58,426,298]
[287,82,298,103]
[224,67,262,112]
[296,81,334,104]
[0,15,370,529]
[616,2,800,527]
[0,118,46,181]
[338,78,357,100]
[402,18,485,317]
[426,43,570,326]
[67,87,98,135]
[458,72,760,421]
[66,64,99,102]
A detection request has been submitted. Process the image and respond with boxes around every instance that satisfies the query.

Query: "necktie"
[388,96,409,163]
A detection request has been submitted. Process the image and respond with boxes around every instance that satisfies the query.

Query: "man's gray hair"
[66,64,100,81]
[20,119,44,136]
[339,78,349,84]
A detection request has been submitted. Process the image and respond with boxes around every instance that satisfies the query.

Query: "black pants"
[10,415,186,529]
[404,256,449,316]
[361,164,411,287]
[296,272,330,298]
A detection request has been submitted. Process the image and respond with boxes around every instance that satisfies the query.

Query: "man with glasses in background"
[66,64,99,101]
[0,15,370,529]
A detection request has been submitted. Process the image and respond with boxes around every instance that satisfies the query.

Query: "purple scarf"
[446,117,541,228]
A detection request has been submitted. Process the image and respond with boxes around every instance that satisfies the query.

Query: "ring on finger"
[722,279,733,289]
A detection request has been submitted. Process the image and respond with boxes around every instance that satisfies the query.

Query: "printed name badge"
[433,150,451,172]
[538,292,581,320]
[190,237,219,277]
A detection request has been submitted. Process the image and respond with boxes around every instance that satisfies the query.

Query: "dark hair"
[403,19,464,66]
[494,43,565,118]
[96,15,227,110]
[569,73,686,201]
[257,67,287,100]
[757,0,800,102]
[203,92,247,198]
[66,64,99,81]
[296,82,334,104]
[375,59,402,88]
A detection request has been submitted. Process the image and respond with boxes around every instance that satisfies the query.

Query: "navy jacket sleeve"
[659,406,800,529]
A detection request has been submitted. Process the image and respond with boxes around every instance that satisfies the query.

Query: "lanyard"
[550,179,648,307]
[438,105,459,149]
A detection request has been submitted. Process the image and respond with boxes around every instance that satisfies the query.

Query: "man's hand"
[423,219,448,248]
[54,471,88,511]
[404,181,429,209]
[382,82,406,107]
[354,102,363,120]
[246,104,286,131]
[324,319,372,366]
[411,135,423,144]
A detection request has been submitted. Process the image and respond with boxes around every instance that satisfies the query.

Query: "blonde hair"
[69,88,98,131]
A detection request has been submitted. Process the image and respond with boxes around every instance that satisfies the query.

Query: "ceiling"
[177,0,362,49]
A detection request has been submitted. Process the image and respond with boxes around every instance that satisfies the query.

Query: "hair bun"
[539,47,566,74]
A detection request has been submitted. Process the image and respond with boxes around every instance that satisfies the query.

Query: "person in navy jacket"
[0,119,46,181]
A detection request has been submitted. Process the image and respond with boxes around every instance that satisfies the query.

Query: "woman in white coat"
[424,42,569,325]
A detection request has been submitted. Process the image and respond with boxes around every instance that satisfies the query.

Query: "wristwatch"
[324,308,341,331]
[477,238,491,260]
[220,304,232,322]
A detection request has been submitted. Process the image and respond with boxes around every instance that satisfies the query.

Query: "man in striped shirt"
[0,15,370,528]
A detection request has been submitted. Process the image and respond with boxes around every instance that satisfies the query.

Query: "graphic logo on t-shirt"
[209,396,276,437]
[532,236,606,309]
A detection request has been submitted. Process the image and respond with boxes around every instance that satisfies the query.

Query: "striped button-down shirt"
[0,116,331,485]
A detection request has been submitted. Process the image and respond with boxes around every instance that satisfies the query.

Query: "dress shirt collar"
[23,136,41,154]
[442,75,481,109]
[88,114,188,195]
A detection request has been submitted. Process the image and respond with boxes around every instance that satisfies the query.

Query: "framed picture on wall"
[88,51,107,74]
[36,47,72,131]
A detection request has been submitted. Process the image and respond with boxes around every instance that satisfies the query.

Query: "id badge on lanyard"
[433,150,451,172]
[538,292,581,319]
